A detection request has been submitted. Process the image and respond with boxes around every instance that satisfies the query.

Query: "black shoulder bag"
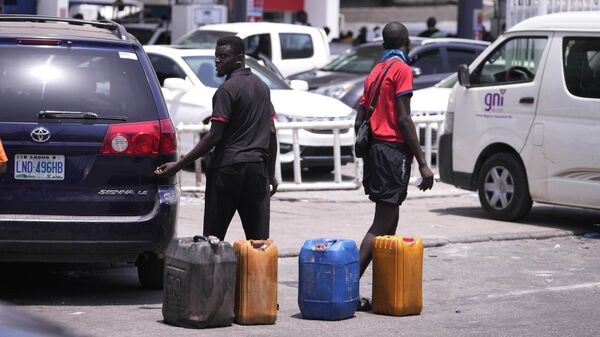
[354,60,398,158]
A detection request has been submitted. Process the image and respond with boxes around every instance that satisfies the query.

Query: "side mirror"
[164,77,194,92]
[457,64,471,88]
[289,79,309,91]
[411,67,422,78]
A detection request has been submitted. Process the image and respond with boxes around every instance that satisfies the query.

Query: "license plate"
[14,154,65,180]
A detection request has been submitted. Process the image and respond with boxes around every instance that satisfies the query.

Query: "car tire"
[136,252,164,289]
[477,153,532,221]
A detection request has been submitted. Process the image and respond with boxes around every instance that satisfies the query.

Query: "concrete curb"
[277,229,583,258]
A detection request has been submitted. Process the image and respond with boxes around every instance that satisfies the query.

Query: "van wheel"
[477,153,532,221]
[136,252,164,289]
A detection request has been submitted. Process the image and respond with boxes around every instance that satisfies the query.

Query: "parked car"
[144,46,356,169]
[290,37,489,108]
[173,22,330,78]
[439,11,600,220]
[0,15,178,289]
[123,21,170,45]
[411,73,457,150]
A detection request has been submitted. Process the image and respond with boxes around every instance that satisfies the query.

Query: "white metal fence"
[176,115,444,193]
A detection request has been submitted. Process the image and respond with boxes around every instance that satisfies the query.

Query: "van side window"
[148,54,186,86]
[563,37,600,99]
[279,33,314,59]
[471,37,547,86]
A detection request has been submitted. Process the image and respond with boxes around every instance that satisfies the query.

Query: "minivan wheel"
[477,153,532,221]
[136,252,164,289]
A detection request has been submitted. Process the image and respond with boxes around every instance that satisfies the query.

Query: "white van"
[439,12,600,221]
[174,22,330,78]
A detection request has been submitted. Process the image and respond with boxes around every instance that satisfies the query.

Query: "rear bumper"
[0,186,178,263]
[439,133,474,190]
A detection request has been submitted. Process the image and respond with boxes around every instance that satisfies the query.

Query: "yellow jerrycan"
[372,235,423,316]
[233,240,278,325]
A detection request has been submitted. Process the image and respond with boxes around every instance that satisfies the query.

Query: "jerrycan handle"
[402,237,416,245]
[193,235,220,245]
[313,239,337,251]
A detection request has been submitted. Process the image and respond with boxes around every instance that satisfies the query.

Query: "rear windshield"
[0,46,158,123]
[174,30,234,48]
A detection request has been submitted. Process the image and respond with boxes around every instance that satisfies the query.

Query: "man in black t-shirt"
[155,36,278,240]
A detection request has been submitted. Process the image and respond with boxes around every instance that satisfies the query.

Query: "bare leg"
[359,202,399,277]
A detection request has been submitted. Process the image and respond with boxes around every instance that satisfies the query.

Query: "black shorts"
[204,161,270,240]
[363,141,412,206]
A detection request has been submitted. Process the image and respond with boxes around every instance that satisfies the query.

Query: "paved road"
[2,237,599,337]
[2,176,600,337]
[176,178,600,256]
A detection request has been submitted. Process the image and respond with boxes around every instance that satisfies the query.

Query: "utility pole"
[457,0,483,39]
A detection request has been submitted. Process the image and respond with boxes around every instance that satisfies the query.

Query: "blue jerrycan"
[298,238,359,320]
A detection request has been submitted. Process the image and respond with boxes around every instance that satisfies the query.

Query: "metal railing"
[176,115,444,193]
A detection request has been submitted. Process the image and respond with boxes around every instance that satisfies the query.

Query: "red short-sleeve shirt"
[359,59,413,143]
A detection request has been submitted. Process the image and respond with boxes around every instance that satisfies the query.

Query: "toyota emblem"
[31,127,51,143]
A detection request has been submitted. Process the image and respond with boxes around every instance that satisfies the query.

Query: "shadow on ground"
[431,203,600,235]
[0,263,160,306]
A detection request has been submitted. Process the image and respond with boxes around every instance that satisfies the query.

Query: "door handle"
[519,97,535,104]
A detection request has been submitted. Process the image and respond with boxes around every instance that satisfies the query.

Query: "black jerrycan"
[162,235,237,328]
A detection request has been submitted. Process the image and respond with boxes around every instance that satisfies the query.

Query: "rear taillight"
[101,119,177,155]
[159,119,177,155]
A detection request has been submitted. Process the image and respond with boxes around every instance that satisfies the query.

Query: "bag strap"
[367,60,399,119]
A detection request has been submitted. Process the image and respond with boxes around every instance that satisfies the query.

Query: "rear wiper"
[38,110,127,122]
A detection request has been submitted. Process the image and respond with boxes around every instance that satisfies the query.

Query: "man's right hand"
[154,162,180,177]
[418,164,434,191]
[269,176,278,196]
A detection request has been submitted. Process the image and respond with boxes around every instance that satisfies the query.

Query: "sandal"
[356,297,372,312]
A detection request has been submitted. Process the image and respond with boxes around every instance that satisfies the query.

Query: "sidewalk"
[176,182,599,257]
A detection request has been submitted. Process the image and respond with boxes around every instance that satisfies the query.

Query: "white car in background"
[173,22,330,78]
[410,74,457,152]
[144,46,356,169]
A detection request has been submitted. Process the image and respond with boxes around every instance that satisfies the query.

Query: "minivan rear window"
[0,46,158,123]
[563,37,600,99]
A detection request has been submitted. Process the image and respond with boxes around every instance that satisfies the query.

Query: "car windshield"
[436,73,458,88]
[321,45,383,74]
[174,30,234,48]
[182,56,290,90]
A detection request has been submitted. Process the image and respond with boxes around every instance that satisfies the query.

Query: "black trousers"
[203,161,270,240]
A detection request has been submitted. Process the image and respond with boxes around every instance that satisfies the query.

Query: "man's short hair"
[427,17,436,28]
[382,21,410,50]
[216,35,245,56]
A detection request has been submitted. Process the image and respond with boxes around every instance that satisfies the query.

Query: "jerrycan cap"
[251,240,268,251]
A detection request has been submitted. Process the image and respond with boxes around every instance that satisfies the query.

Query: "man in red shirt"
[354,21,434,310]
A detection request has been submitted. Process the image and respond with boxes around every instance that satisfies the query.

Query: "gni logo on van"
[484,89,506,112]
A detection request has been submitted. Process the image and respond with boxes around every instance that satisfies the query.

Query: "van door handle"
[519,97,535,104]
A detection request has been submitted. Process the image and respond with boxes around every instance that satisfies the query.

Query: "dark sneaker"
[357,297,372,312]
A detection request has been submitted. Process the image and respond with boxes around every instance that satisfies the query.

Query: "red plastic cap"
[403,237,415,243]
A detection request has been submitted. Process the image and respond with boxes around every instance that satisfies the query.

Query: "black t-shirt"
[207,67,275,168]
